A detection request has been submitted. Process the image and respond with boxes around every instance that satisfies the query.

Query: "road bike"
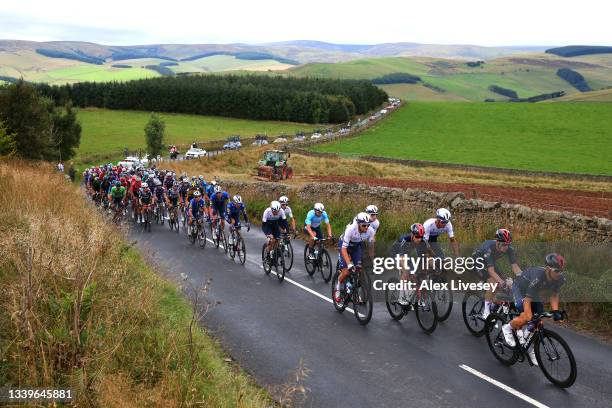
[188,217,207,248]
[211,217,228,253]
[485,310,577,388]
[154,200,166,225]
[167,204,180,232]
[385,271,438,334]
[262,237,287,282]
[331,264,373,325]
[304,237,333,282]
[141,204,152,232]
[111,200,127,224]
[228,223,248,264]
[462,285,514,337]
[280,231,295,271]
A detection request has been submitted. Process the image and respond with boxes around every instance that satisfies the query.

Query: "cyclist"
[472,228,522,319]
[187,190,206,230]
[108,180,126,212]
[364,204,380,258]
[138,182,154,223]
[502,254,566,366]
[91,176,102,202]
[165,181,181,222]
[420,208,459,259]
[334,212,375,305]
[226,195,250,243]
[262,201,288,257]
[394,223,426,305]
[209,185,230,232]
[279,196,295,232]
[152,179,165,219]
[304,203,332,260]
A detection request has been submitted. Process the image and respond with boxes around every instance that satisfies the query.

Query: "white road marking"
[459,364,550,408]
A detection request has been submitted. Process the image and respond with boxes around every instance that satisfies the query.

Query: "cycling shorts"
[337,240,363,269]
[303,225,322,239]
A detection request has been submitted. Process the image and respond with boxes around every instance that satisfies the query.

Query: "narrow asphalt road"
[128,219,612,408]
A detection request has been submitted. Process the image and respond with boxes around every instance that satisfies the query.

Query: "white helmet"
[279,195,289,204]
[365,204,378,215]
[355,212,371,225]
[314,202,325,212]
[142,182,149,188]
[213,185,222,193]
[194,190,201,197]
[233,195,242,204]
[436,208,451,222]
[211,180,217,186]
[271,201,281,211]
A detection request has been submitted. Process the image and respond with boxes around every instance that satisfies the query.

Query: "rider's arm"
[341,247,353,269]
[511,263,522,276]
[487,265,505,286]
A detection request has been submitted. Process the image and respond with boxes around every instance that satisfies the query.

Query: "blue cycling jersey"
[209,191,230,205]
[189,198,205,216]
[305,209,329,228]
[227,201,246,216]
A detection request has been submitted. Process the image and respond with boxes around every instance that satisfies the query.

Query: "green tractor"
[256,150,293,181]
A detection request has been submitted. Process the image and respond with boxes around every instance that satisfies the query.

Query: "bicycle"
[154,201,166,225]
[485,311,577,388]
[188,217,207,248]
[385,271,438,334]
[280,231,295,271]
[211,217,228,253]
[111,200,127,224]
[331,264,373,325]
[228,223,248,264]
[141,204,152,232]
[262,237,287,282]
[462,285,513,337]
[304,237,334,282]
[167,204,180,232]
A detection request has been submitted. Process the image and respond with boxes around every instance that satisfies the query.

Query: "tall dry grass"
[0,159,271,407]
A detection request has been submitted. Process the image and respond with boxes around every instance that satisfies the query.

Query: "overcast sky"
[1,0,610,46]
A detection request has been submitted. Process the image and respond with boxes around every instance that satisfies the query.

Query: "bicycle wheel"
[283,240,294,271]
[353,271,373,325]
[304,246,316,276]
[415,289,438,334]
[535,329,577,388]
[384,276,405,321]
[237,236,246,265]
[228,233,236,259]
[320,249,333,283]
[188,224,196,245]
[220,229,228,254]
[213,227,220,248]
[485,314,518,366]
[433,276,453,322]
[331,270,347,313]
[462,291,486,337]
[262,244,272,275]
[277,249,286,282]
[198,225,207,248]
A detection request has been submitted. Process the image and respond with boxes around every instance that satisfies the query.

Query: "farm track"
[310,175,612,218]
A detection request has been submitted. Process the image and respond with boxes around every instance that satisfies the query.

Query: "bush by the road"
[372,72,422,84]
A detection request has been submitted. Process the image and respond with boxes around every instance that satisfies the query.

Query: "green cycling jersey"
[110,185,126,199]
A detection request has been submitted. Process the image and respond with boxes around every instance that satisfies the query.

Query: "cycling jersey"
[226,202,248,224]
[339,222,375,249]
[189,198,205,217]
[304,209,329,228]
[110,186,126,198]
[205,184,216,197]
[210,191,230,215]
[472,240,517,278]
[139,189,153,205]
[370,218,380,232]
[153,185,165,201]
[166,189,180,206]
[423,218,454,242]
[262,208,288,238]
[281,205,293,218]
[515,267,565,301]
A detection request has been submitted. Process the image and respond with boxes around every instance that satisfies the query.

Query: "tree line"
[371,72,421,84]
[37,75,388,123]
[0,81,81,160]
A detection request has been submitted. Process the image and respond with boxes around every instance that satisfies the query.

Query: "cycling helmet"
[198,175,203,180]
[279,195,289,204]
[314,203,325,212]
[191,176,196,181]
[365,204,378,215]
[436,208,451,223]
[495,228,512,244]
[114,180,121,187]
[271,201,281,211]
[355,212,371,225]
[142,182,149,189]
[410,223,425,238]
[172,181,179,188]
[193,190,201,197]
[211,180,217,186]
[233,195,242,204]
[213,185,222,193]
[545,253,565,271]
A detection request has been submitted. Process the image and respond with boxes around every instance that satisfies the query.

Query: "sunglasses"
[359,223,371,228]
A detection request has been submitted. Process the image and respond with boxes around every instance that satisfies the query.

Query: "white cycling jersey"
[262,207,287,222]
[370,218,380,232]
[423,218,454,241]
[282,205,293,218]
[340,222,375,248]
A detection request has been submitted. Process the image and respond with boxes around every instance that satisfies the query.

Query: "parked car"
[310,132,322,140]
[223,135,242,150]
[369,115,377,121]
[380,109,388,115]
[252,138,269,146]
[185,148,207,159]
[273,137,288,143]
[118,156,141,168]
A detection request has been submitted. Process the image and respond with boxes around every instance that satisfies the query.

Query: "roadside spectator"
[68,163,76,182]
[57,161,64,172]
[191,141,198,149]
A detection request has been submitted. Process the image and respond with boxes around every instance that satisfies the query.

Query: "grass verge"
[0,159,272,407]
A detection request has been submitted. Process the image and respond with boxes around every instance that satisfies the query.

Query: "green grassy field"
[313,102,612,175]
[76,108,315,160]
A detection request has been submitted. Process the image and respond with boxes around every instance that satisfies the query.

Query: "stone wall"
[221,179,612,242]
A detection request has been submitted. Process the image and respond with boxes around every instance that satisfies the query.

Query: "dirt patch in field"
[310,175,612,218]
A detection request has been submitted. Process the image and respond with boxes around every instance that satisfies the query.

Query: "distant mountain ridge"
[0,39,553,63]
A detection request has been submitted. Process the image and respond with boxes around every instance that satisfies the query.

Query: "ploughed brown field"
[310,175,612,218]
